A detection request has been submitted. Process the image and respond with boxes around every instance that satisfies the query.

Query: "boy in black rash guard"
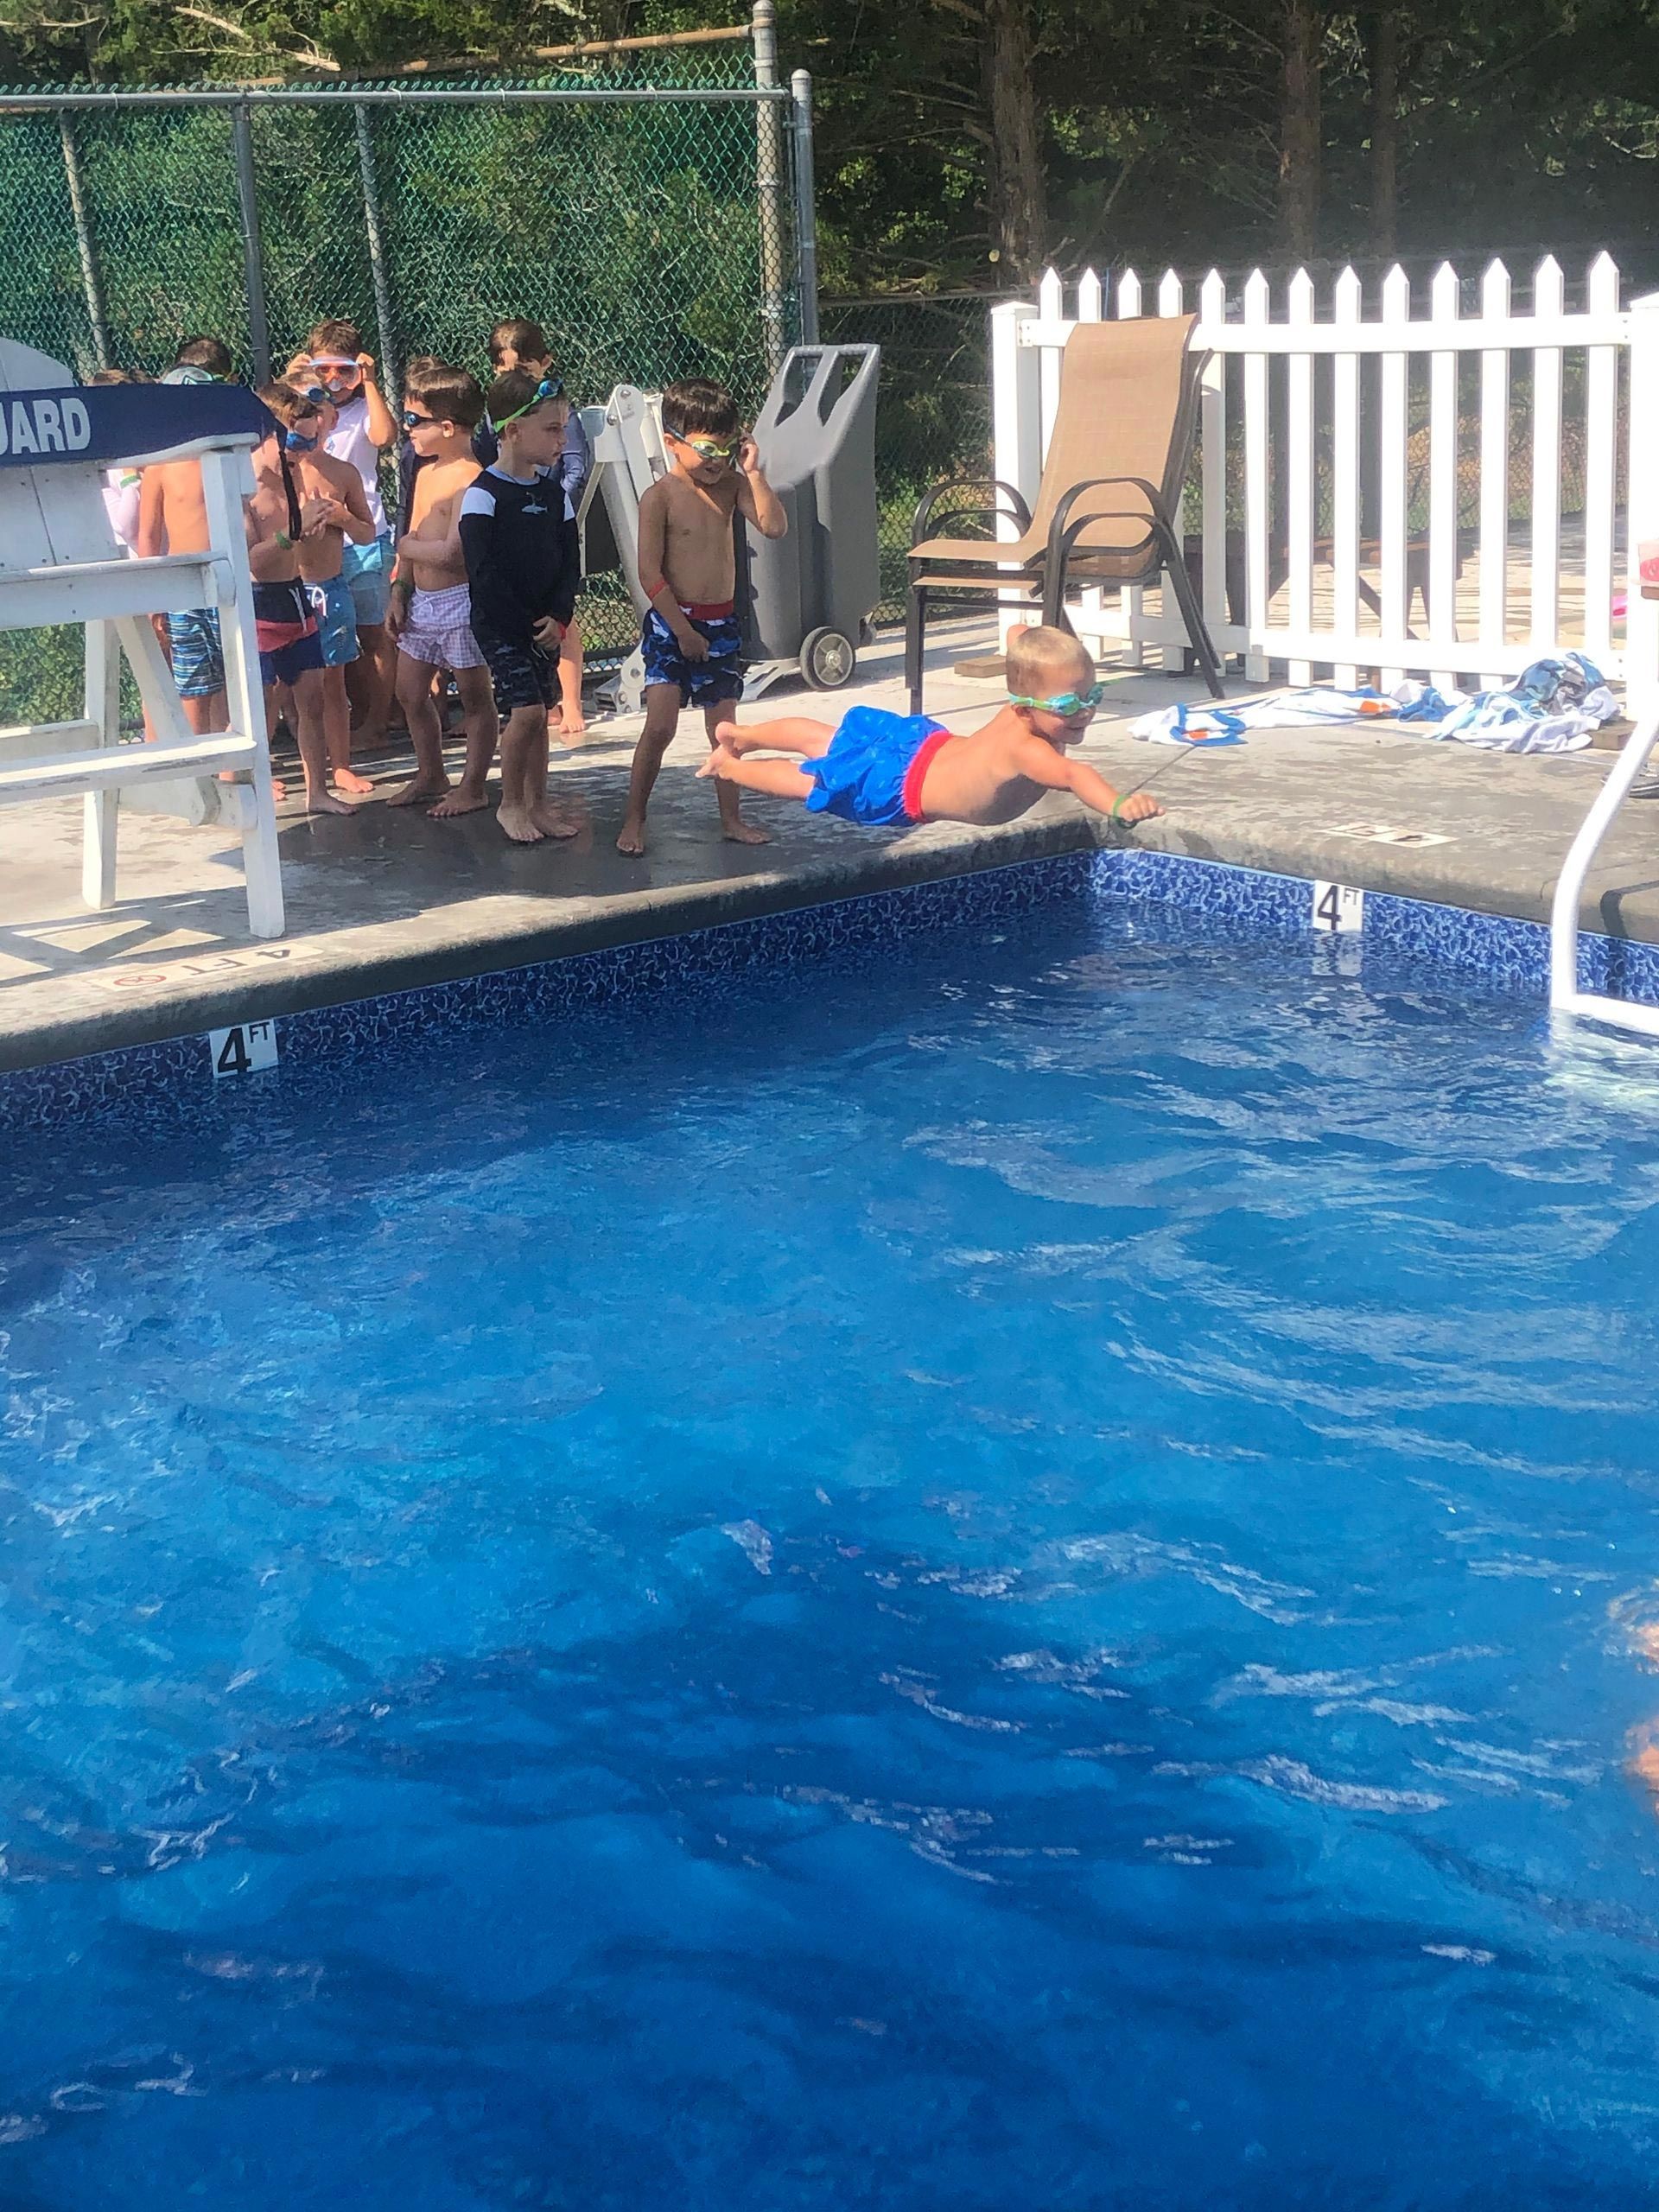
[459,369,579,844]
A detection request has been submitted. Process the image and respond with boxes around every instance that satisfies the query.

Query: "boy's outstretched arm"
[734,437,787,539]
[1011,734,1163,822]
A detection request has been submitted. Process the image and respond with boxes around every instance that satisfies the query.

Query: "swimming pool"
[5,889,1659,2208]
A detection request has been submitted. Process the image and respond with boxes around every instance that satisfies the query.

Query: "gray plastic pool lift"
[0,337,285,938]
[579,342,881,713]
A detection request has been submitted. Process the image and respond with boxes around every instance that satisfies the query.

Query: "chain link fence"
[0,54,801,723]
[819,291,991,623]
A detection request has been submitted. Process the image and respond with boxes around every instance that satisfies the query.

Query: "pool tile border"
[6,847,1659,1135]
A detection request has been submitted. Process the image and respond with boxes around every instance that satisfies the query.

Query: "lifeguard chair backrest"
[0,340,120,574]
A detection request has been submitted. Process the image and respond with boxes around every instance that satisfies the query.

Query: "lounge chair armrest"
[1044,475,1172,567]
[911,476,1033,548]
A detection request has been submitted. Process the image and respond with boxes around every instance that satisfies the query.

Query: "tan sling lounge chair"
[906,313,1226,713]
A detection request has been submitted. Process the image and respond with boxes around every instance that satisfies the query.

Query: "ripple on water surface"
[3,909,1659,2208]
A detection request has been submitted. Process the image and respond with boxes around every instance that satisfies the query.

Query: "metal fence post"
[750,0,787,372]
[789,70,819,346]
[353,101,399,393]
[231,99,272,384]
[58,111,112,370]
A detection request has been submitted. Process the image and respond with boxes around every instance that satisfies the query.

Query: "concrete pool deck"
[2,614,1656,1073]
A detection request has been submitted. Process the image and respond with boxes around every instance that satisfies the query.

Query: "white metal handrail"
[1549,712,1659,1037]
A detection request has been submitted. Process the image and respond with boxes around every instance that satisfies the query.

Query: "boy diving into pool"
[697,625,1164,830]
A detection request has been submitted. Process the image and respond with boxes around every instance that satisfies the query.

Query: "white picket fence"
[990,257,1659,711]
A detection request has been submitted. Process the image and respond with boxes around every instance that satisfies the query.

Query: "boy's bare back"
[639,470,739,605]
[912,708,1071,825]
[137,457,209,559]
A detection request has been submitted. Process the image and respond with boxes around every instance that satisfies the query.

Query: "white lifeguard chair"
[0,340,284,938]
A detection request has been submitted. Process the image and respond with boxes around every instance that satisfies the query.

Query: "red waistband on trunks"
[255,615,316,652]
[680,598,735,620]
[901,726,954,821]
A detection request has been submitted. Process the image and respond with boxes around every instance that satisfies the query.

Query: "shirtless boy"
[273,382,378,798]
[386,361,499,816]
[246,388,352,817]
[615,377,786,857]
[699,625,1164,833]
[289,320,398,746]
[137,335,235,734]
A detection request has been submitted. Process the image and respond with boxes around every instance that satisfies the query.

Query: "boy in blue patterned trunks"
[699,625,1164,832]
[615,378,786,856]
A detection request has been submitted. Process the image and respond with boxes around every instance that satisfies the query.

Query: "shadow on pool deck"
[3,614,1657,1071]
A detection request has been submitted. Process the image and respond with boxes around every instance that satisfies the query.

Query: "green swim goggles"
[1010,682,1107,715]
[670,429,739,463]
[489,374,564,430]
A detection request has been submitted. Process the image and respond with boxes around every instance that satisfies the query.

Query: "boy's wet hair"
[406,359,485,430]
[88,365,146,385]
[1006,622,1093,697]
[485,366,566,430]
[488,317,549,366]
[175,334,233,377]
[306,317,362,358]
[661,378,739,442]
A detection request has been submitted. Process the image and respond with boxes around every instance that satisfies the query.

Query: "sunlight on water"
[3,904,1659,2207]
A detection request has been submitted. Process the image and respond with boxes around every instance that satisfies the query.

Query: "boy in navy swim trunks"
[246,394,351,816]
[699,625,1164,833]
[459,369,579,844]
[269,380,378,797]
[615,378,786,856]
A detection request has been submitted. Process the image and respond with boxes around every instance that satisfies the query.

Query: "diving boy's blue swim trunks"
[640,602,744,707]
[801,705,953,827]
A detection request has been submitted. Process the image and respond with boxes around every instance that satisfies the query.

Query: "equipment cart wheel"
[799,626,857,690]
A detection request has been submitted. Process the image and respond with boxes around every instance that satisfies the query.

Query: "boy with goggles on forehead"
[700,625,1163,832]
[615,376,786,857]
[289,320,398,746]
[458,368,580,844]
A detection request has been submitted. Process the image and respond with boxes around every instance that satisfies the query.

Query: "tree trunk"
[982,0,1048,283]
[1368,5,1400,260]
[1278,0,1322,262]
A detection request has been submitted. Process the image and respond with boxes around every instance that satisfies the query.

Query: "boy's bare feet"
[723,817,771,846]
[305,787,354,817]
[531,800,580,840]
[388,773,450,808]
[559,711,588,742]
[429,786,490,819]
[499,801,544,843]
[331,766,377,798]
[616,813,647,855]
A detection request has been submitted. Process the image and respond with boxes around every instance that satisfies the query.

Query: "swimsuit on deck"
[801,705,953,827]
[640,602,744,707]
[306,573,359,668]
[397,581,484,672]
[168,607,225,699]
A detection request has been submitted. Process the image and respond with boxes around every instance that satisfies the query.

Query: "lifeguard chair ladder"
[0,339,284,938]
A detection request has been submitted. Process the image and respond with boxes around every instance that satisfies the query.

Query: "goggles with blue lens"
[1010,681,1107,715]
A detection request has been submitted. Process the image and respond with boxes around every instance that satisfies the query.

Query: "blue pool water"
[6,898,1659,2208]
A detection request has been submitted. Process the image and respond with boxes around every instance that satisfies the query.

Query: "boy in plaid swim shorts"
[615,378,786,856]
[387,361,499,817]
